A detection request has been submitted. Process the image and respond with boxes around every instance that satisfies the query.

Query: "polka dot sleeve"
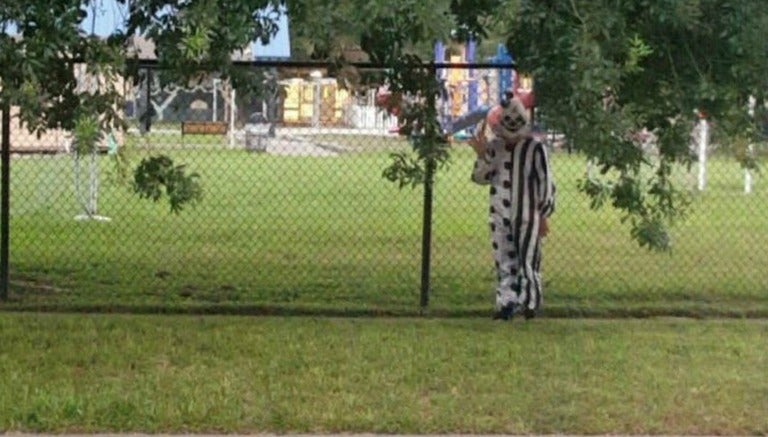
[470,155,493,185]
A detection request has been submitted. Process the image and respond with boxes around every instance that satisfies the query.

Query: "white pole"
[697,118,708,191]
[745,170,752,194]
[229,87,236,148]
[745,144,754,194]
[90,150,98,216]
[313,80,321,127]
[745,96,756,195]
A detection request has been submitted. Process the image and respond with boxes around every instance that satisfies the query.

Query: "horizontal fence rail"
[0,61,766,317]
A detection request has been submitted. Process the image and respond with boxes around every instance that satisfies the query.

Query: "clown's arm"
[468,119,493,185]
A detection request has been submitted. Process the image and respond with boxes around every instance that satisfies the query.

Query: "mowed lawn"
[0,313,765,434]
[2,136,766,434]
[3,134,768,317]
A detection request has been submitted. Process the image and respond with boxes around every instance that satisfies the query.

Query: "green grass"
[3,133,767,317]
[0,313,765,434]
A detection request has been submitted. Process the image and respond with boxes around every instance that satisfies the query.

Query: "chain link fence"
[1,62,766,316]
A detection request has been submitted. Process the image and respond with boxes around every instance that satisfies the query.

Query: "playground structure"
[434,41,532,138]
[279,76,350,127]
[267,73,402,132]
[263,41,525,134]
[371,41,525,137]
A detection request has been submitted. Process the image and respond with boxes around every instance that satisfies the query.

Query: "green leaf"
[133,155,203,214]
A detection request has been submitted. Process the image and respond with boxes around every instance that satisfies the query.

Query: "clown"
[468,96,556,320]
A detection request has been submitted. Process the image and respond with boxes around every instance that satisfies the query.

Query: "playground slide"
[448,106,490,135]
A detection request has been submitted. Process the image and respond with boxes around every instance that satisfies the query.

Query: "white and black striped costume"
[471,102,556,317]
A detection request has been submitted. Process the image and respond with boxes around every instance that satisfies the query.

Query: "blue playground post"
[434,41,446,77]
[449,107,490,135]
[434,41,452,132]
[433,40,514,137]
[467,39,478,113]
[490,44,514,103]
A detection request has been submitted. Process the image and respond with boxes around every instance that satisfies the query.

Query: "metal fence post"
[419,63,439,312]
[1,101,10,301]
[420,158,435,311]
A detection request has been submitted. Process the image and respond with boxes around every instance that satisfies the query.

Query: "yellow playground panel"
[446,55,491,119]
[280,78,349,126]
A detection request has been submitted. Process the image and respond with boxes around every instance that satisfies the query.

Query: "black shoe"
[493,303,518,320]
[522,308,537,320]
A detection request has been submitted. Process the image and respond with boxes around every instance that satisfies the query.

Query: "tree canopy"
[2,0,766,246]
[503,0,768,249]
[288,0,768,250]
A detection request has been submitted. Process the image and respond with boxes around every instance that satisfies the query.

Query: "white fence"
[345,105,398,132]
